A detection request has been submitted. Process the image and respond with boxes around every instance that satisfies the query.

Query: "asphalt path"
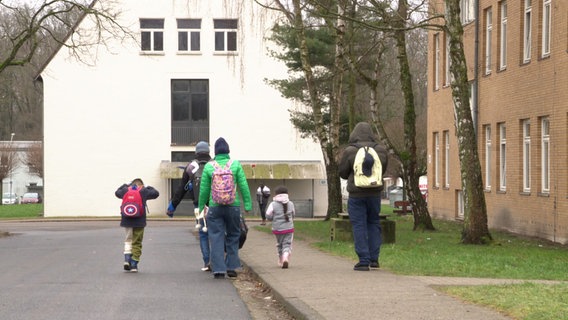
[0,220,251,320]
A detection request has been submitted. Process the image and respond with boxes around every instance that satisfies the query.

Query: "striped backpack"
[211,160,236,205]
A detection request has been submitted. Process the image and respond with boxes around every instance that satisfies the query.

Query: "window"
[484,125,492,190]
[434,132,440,188]
[523,0,532,62]
[542,0,551,57]
[177,19,201,52]
[460,0,475,24]
[499,1,507,70]
[457,190,465,219]
[485,8,493,74]
[522,119,531,192]
[444,131,450,188]
[171,79,209,145]
[214,19,238,52]
[434,33,440,90]
[498,123,507,191]
[445,33,451,86]
[140,18,164,52]
[541,117,550,193]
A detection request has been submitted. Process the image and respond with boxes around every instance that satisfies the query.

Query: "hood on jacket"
[348,122,376,144]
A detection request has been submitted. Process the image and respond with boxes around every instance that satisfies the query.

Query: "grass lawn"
[257,206,568,320]
[0,204,43,219]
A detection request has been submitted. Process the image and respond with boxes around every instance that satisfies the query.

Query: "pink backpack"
[211,160,236,205]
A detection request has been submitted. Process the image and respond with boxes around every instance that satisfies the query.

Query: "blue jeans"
[207,205,241,274]
[347,196,382,265]
[198,218,210,266]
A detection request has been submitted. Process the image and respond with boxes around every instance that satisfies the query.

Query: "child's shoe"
[130,259,139,273]
[281,252,289,269]
[123,254,132,271]
[278,255,283,267]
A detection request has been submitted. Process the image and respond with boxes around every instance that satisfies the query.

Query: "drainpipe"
[473,0,480,134]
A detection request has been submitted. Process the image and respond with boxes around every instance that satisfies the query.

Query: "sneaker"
[227,270,238,278]
[213,273,225,279]
[130,259,139,273]
[281,252,290,269]
[123,254,131,271]
[370,261,380,269]
[353,262,370,271]
[201,264,211,272]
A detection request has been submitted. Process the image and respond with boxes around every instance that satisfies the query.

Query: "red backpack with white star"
[121,186,144,218]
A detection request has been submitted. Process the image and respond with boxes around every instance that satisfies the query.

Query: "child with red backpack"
[115,178,159,272]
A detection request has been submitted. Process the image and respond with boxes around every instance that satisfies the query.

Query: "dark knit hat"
[274,185,288,195]
[214,137,230,155]
[195,141,210,154]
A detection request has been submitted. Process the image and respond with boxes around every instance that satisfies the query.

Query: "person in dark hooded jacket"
[115,178,159,272]
[338,122,388,271]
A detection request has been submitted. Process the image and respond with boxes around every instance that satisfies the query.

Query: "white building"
[37,0,327,217]
[0,141,43,201]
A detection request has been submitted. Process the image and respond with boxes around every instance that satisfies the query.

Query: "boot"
[123,254,132,271]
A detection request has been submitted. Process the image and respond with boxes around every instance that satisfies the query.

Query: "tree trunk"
[394,0,434,230]
[445,0,491,244]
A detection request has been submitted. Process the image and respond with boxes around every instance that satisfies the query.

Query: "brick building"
[427,0,568,243]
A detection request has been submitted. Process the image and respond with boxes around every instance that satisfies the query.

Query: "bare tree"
[0,0,130,74]
[444,0,491,244]
[0,141,19,204]
[24,142,43,178]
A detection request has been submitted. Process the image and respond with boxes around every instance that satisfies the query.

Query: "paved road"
[0,220,250,320]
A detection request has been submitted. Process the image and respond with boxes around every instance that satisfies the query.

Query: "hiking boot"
[353,262,370,271]
[130,259,139,273]
[227,270,238,278]
[370,261,380,269]
[213,273,225,279]
[123,254,132,271]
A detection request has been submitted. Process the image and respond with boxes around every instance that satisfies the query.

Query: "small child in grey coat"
[265,185,295,269]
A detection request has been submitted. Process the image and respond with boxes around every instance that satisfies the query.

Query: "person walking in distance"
[257,183,270,225]
[338,122,388,271]
[166,141,212,271]
[266,185,295,269]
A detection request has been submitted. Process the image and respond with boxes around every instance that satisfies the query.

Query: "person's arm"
[115,184,129,199]
[266,202,275,220]
[142,186,160,200]
[234,161,253,212]
[198,163,213,212]
[338,146,354,180]
[170,166,191,209]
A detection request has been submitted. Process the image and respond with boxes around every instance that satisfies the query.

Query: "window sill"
[519,191,531,196]
[140,51,165,56]
[177,51,202,55]
[537,192,550,198]
[213,51,239,56]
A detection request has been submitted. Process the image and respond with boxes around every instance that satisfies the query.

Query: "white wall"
[41,1,327,217]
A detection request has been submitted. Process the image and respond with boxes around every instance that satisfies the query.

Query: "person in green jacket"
[198,137,252,279]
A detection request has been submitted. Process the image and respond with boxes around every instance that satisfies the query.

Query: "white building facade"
[39,0,328,217]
